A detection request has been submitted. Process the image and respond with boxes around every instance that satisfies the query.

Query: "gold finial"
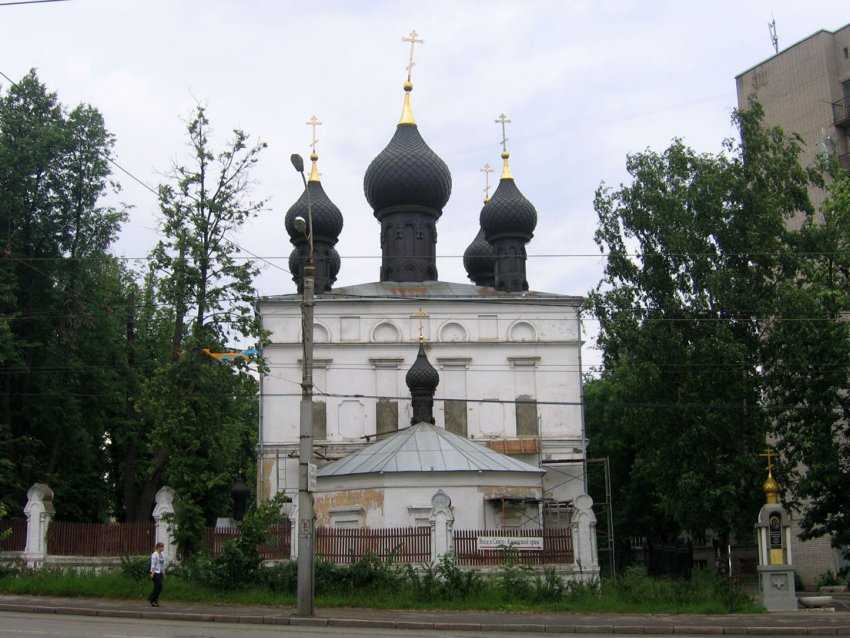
[481,163,494,202]
[399,30,423,125]
[760,449,780,505]
[306,115,322,182]
[495,113,513,179]
[413,306,428,343]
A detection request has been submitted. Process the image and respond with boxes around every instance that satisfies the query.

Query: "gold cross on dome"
[495,113,511,153]
[759,448,777,474]
[481,163,494,201]
[402,30,424,82]
[413,306,428,343]
[306,115,322,155]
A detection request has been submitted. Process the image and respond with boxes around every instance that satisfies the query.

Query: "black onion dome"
[480,178,537,242]
[285,180,343,243]
[364,125,452,217]
[463,227,495,285]
[405,342,440,394]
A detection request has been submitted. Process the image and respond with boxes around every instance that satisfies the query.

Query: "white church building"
[257,42,597,572]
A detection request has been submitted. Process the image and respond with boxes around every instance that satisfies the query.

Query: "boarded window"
[376,400,398,435]
[312,401,327,440]
[445,400,468,437]
[515,395,538,437]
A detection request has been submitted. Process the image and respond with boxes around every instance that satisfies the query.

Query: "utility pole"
[290,153,315,616]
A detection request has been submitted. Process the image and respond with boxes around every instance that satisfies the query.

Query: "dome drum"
[492,239,529,292]
[379,210,439,282]
[288,244,340,294]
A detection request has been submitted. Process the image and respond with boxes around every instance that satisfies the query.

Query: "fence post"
[429,490,454,563]
[285,501,298,560]
[23,483,54,567]
[571,494,600,582]
[152,487,177,565]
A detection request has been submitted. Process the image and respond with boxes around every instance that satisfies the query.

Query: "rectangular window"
[515,396,539,437]
[312,401,327,440]
[445,400,468,437]
[376,399,398,435]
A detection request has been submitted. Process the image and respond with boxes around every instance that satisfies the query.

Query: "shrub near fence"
[47,521,154,557]
[0,519,27,552]
[316,527,431,565]
[202,522,291,560]
[453,528,574,566]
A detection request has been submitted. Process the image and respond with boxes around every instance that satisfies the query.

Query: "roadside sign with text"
[476,536,544,551]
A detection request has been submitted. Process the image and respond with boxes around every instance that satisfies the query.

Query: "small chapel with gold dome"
[258,32,598,575]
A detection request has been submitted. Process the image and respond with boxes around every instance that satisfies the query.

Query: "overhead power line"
[0,0,68,6]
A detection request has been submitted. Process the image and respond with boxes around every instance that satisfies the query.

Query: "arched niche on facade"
[509,320,537,342]
[372,321,401,343]
[313,323,330,343]
[439,321,468,343]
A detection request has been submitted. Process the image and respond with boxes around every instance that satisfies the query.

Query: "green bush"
[816,570,842,588]
[119,555,150,581]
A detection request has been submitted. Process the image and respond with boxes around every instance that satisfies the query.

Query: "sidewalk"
[2,594,850,634]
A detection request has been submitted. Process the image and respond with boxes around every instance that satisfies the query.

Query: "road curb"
[1,602,850,635]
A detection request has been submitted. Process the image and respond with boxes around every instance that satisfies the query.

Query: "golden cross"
[413,306,428,343]
[481,163,494,201]
[495,113,511,153]
[402,29,424,82]
[306,115,322,155]
[759,449,777,474]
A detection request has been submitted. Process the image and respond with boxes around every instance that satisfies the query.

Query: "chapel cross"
[413,306,428,343]
[495,113,511,153]
[481,163,494,201]
[759,448,777,474]
[402,30,424,82]
[306,115,322,155]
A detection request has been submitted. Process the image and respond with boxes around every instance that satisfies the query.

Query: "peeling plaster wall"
[314,471,543,529]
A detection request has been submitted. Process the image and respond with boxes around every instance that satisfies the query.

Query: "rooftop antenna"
[768,16,779,55]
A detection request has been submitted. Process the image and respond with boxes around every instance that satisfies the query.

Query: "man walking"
[148,541,166,607]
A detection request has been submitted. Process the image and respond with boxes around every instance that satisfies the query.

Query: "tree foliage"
[586,103,814,544]
[1,74,262,528]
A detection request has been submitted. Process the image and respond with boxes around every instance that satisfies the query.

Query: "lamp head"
[290,153,305,174]
[293,216,307,236]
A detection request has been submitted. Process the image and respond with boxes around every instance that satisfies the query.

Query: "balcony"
[834,98,850,129]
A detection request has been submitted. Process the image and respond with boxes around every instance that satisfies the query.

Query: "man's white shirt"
[150,551,165,575]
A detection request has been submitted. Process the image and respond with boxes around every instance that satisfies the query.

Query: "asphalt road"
[0,611,753,638]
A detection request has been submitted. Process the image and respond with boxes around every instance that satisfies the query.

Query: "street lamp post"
[290,153,315,616]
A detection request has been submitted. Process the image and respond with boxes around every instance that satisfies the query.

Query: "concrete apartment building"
[735,24,850,587]
[736,23,850,225]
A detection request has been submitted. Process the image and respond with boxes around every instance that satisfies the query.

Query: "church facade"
[258,40,596,569]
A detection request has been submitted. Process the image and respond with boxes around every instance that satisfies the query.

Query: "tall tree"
[586,104,813,548]
[762,163,850,552]
[0,70,127,519]
[118,106,265,529]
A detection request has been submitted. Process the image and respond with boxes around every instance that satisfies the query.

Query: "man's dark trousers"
[149,573,163,604]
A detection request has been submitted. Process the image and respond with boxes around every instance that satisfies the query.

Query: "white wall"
[261,296,583,446]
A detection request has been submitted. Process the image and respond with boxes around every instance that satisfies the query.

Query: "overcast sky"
[1,0,847,366]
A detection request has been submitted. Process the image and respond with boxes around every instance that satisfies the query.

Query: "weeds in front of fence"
[0,557,761,613]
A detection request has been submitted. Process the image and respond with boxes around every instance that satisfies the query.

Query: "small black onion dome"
[327,246,341,279]
[288,247,299,275]
[364,125,452,217]
[285,180,343,244]
[463,227,495,285]
[480,178,537,242]
[405,342,440,395]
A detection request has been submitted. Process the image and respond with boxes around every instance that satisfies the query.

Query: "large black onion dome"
[364,124,452,217]
[405,342,439,395]
[285,180,343,243]
[463,228,495,286]
[480,178,537,242]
